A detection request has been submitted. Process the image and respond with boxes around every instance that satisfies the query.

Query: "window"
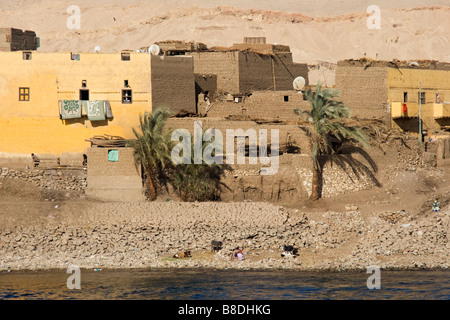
[403,92,408,103]
[122,89,132,104]
[23,52,32,60]
[284,96,289,102]
[121,52,130,61]
[436,93,441,103]
[419,92,426,104]
[124,80,129,88]
[108,150,119,162]
[82,80,87,88]
[71,53,80,61]
[80,89,89,101]
[19,87,30,101]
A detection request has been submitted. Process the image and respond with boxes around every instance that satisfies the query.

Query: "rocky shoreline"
[0,201,448,272]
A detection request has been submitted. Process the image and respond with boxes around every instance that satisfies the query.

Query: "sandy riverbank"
[0,200,448,272]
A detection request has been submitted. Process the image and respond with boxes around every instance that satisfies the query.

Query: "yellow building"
[388,67,450,133]
[0,51,195,157]
[336,59,450,134]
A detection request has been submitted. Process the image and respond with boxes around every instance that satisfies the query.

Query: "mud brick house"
[0,28,40,52]
[154,38,309,118]
[85,146,145,202]
[155,38,308,97]
[191,40,309,97]
[335,59,450,133]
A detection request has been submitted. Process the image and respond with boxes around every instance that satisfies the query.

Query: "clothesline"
[59,100,114,121]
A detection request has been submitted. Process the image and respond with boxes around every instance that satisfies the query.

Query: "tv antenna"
[293,76,306,93]
[149,44,161,56]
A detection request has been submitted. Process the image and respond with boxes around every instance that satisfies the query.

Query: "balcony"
[391,102,419,119]
[434,103,450,119]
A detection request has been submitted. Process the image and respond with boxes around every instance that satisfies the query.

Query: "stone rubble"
[0,202,447,271]
[1,168,87,194]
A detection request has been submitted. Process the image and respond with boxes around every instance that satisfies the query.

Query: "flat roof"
[338,58,450,71]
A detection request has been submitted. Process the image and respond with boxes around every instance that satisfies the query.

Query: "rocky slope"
[0,201,448,271]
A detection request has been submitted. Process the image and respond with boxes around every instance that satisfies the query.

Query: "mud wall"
[239,52,308,93]
[166,118,380,203]
[151,55,196,114]
[0,28,38,52]
[191,51,308,95]
[219,153,380,203]
[335,64,389,120]
[167,118,311,154]
[190,51,240,94]
[199,90,310,120]
[85,147,145,202]
[195,74,218,98]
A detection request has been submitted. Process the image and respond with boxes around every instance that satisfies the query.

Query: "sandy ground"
[0,165,448,271]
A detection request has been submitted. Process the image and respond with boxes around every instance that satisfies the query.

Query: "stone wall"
[219,153,380,202]
[0,167,87,193]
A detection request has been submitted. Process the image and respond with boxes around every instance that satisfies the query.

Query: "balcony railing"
[392,102,450,119]
[391,102,419,119]
[434,103,450,119]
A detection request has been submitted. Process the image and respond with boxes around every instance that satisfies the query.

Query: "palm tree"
[171,131,228,202]
[294,82,370,200]
[127,108,172,201]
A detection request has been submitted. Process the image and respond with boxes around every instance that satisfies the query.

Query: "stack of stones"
[0,168,87,192]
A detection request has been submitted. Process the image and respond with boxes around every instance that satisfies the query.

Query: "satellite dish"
[149,44,161,56]
[293,76,306,92]
[94,46,101,53]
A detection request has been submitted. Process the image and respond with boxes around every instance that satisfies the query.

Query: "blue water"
[0,269,448,300]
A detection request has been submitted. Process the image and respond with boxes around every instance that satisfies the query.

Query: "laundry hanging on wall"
[105,100,114,119]
[59,100,83,119]
[84,100,106,121]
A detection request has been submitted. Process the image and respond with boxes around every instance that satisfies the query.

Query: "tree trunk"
[310,164,320,201]
[146,170,157,201]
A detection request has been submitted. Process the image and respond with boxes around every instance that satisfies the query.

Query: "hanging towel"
[60,100,82,119]
[105,100,114,119]
[85,100,106,121]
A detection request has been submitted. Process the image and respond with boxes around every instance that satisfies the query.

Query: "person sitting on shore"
[234,247,244,261]
[31,153,40,168]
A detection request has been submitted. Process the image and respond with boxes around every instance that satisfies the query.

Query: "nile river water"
[0,269,449,300]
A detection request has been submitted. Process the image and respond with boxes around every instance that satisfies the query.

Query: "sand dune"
[0,0,449,85]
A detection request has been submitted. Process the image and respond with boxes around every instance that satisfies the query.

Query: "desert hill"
[1,0,449,85]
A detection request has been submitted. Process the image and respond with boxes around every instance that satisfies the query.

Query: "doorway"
[80,89,90,101]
